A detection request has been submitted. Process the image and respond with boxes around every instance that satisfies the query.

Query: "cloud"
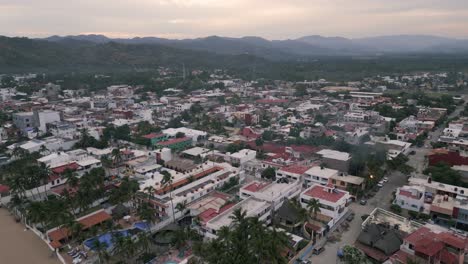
[0,0,467,38]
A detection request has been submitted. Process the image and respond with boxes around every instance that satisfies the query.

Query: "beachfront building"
[138,162,242,221]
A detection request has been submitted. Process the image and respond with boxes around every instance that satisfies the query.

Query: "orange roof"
[50,240,63,249]
[47,210,111,242]
[79,210,111,229]
[156,167,222,195]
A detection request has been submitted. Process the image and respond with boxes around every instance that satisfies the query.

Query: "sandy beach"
[0,208,61,264]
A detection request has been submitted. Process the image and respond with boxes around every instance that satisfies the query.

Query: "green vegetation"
[192,208,291,264]
[390,204,402,214]
[342,245,369,264]
[261,167,276,180]
[424,162,467,187]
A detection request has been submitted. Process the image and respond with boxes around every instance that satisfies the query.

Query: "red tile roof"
[0,184,10,193]
[243,182,269,193]
[143,133,165,139]
[79,210,112,229]
[404,226,467,259]
[155,166,222,195]
[47,210,111,243]
[256,99,288,104]
[199,203,235,224]
[157,137,191,146]
[51,162,80,175]
[279,164,311,175]
[304,185,346,203]
[414,239,444,256]
[398,189,420,200]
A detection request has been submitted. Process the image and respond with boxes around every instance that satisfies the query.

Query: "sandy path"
[0,208,61,264]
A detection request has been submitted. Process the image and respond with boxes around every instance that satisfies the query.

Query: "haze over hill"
[43,34,468,58]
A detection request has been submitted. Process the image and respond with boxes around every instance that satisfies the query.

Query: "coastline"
[0,208,61,264]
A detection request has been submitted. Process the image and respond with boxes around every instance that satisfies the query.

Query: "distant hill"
[0,36,273,72]
[41,34,468,59]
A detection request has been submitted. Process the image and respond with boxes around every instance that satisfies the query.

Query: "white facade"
[162,127,207,142]
[37,110,61,133]
[205,197,271,239]
[300,184,350,227]
[393,186,425,212]
[228,149,257,165]
[304,166,339,186]
[239,180,302,211]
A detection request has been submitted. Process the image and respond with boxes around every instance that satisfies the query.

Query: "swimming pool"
[134,221,150,231]
[83,230,130,251]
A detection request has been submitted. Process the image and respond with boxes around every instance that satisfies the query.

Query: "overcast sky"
[1,0,468,39]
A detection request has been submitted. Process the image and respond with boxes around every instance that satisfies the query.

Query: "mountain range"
[43,34,468,59]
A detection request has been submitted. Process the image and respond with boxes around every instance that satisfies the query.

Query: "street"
[308,100,467,263]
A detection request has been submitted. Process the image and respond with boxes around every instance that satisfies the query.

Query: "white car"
[377,181,384,188]
[382,177,388,183]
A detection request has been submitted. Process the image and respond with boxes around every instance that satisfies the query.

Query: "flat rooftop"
[362,208,423,234]
[207,197,269,230]
[305,166,339,178]
[317,149,351,161]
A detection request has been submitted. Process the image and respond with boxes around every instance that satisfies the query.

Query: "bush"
[408,210,418,219]
[390,204,402,214]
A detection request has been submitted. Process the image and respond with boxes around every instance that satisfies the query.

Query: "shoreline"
[0,208,61,264]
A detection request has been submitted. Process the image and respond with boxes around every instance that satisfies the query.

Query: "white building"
[300,184,350,227]
[162,127,207,142]
[139,162,242,220]
[205,197,271,239]
[304,166,339,187]
[239,179,302,211]
[36,110,61,133]
[393,186,425,212]
[276,165,311,182]
[228,149,256,165]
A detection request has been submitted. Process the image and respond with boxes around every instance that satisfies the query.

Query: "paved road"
[308,171,407,264]
[308,101,467,264]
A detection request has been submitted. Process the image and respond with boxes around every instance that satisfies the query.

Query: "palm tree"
[137,202,157,228]
[307,198,321,221]
[111,148,123,170]
[38,163,51,200]
[160,170,176,222]
[92,239,108,264]
[63,169,79,188]
[175,201,187,215]
[137,232,151,254]
[306,198,321,242]
[26,201,48,229]
[143,186,155,202]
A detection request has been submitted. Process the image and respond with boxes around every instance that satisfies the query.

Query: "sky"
[1,0,468,39]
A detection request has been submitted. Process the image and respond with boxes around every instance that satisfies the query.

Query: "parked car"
[313,247,325,255]
[346,212,355,221]
[297,259,311,264]
[377,181,384,188]
[360,199,367,205]
[383,177,388,183]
